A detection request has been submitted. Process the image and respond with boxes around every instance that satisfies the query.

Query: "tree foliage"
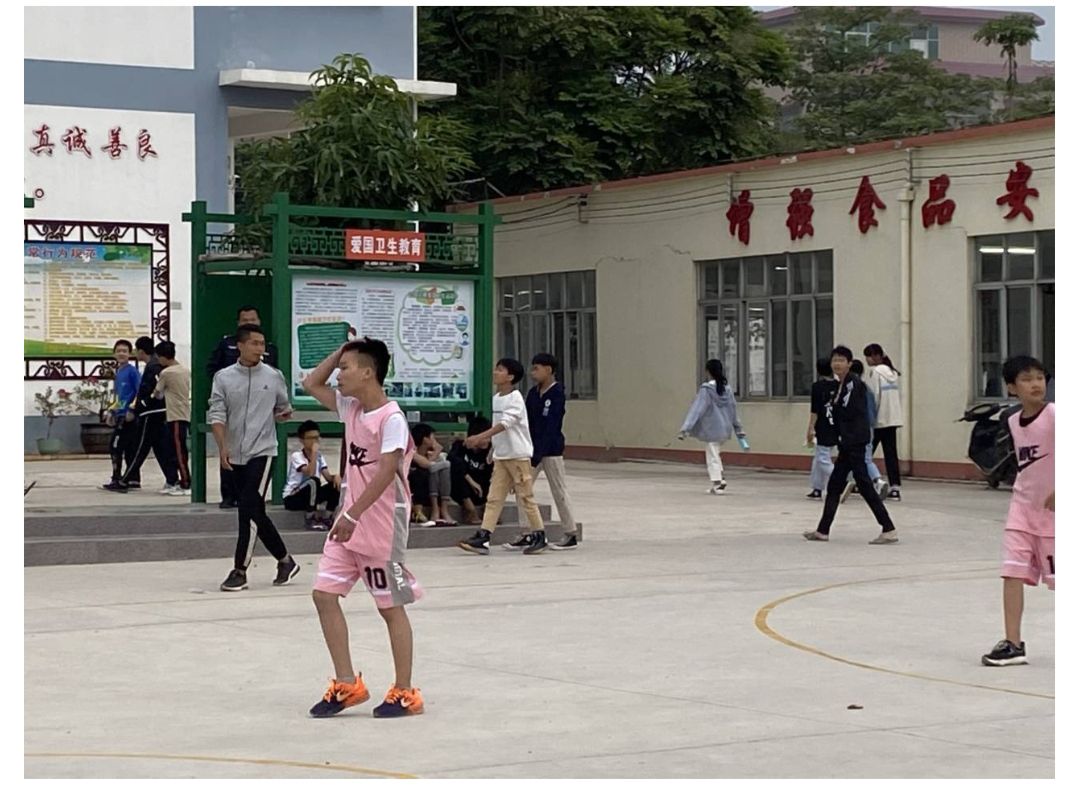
[783,7,999,149]
[974,14,1040,94]
[235,54,473,218]
[418,6,792,196]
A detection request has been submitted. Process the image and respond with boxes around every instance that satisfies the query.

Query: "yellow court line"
[24,752,419,778]
[753,570,1055,701]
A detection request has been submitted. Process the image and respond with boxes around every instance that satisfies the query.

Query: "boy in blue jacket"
[103,339,142,490]
[511,353,579,551]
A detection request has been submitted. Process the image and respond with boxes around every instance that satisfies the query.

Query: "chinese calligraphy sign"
[786,188,814,241]
[849,176,886,234]
[726,190,754,246]
[29,124,160,160]
[996,160,1038,222]
[921,174,956,228]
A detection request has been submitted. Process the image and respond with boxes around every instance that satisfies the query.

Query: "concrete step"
[23,503,582,566]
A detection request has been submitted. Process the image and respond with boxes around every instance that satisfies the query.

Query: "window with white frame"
[497,271,597,399]
[698,252,834,399]
[973,231,1054,399]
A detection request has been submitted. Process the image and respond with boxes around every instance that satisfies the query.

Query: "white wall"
[24,7,194,69]
[24,104,196,415]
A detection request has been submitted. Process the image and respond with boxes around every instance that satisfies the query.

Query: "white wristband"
[342,511,358,524]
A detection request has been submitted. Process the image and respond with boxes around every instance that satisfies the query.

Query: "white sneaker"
[159,484,179,495]
[707,481,727,495]
[165,485,186,497]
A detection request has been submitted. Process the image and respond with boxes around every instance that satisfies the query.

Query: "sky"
[753,6,1055,60]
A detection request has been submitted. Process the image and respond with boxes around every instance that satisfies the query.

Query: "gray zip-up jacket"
[680,380,744,443]
[207,361,292,465]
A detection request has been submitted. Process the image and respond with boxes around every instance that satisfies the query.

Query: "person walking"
[153,341,192,496]
[863,343,903,500]
[103,336,169,492]
[806,357,837,499]
[678,359,747,494]
[805,346,897,544]
[208,323,299,592]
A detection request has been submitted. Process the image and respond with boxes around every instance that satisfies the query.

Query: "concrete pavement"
[24,461,1054,778]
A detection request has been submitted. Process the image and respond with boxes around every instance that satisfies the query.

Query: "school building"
[23,5,453,451]
[486,116,1054,479]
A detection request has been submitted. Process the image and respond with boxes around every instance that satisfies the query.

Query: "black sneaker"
[273,557,300,586]
[888,489,902,501]
[522,531,548,555]
[550,534,578,550]
[99,481,128,493]
[806,489,822,500]
[981,639,1027,666]
[457,530,490,555]
[218,498,238,510]
[501,534,530,551]
[220,569,248,592]
[126,482,141,491]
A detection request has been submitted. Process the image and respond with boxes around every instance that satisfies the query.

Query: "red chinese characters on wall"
[921,174,956,228]
[62,126,92,158]
[137,129,158,161]
[30,124,54,156]
[786,188,814,241]
[849,176,886,234]
[997,160,1038,222]
[29,124,161,160]
[101,126,128,159]
[726,190,754,245]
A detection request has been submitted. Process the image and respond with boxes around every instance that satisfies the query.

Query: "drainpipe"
[897,149,915,476]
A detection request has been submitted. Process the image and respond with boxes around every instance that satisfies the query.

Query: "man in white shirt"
[283,420,342,531]
[457,358,547,555]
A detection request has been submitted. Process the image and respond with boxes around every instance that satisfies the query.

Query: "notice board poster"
[292,274,474,406]
[24,242,151,357]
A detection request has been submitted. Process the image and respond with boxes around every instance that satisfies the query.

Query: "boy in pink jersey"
[982,355,1054,667]
[302,338,425,717]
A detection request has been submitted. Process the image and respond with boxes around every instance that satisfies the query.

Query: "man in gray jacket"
[208,324,299,592]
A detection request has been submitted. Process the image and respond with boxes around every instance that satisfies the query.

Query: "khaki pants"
[515,456,577,535]
[482,459,544,532]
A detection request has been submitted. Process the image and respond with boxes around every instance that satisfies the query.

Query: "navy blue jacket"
[525,382,566,467]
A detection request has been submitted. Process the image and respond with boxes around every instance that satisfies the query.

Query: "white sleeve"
[289,451,306,472]
[335,390,359,421]
[317,452,329,472]
[380,413,410,454]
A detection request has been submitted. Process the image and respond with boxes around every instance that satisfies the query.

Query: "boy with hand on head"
[302,338,424,718]
[283,420,341,532]
[512,353,578,550]
[457,358,548,555]
[982,356,1054,667]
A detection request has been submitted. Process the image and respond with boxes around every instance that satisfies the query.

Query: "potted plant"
[33,387,68,455]
[65,376,116,455]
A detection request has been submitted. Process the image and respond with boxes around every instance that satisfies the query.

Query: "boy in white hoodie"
[457,358,547,555]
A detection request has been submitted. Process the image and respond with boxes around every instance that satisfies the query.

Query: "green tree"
[418,7,792,196]
[235,54,473,219]
[784,7,996,149]
[973,13,1041,109]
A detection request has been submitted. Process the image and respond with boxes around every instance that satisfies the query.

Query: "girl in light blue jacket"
[678,359,747,494]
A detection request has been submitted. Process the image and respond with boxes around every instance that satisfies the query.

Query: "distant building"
[758,6,1053,83]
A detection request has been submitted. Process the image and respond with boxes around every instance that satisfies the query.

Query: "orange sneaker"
[373,685,424,718]
[309,674,370,718]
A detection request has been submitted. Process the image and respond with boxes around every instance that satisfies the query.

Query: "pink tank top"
[1006,403,1054,537]
[337,394,415,560]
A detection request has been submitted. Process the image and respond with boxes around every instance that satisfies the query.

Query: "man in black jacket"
[805,346,897,544]
[207,305,278,508]
[102,336,170,493]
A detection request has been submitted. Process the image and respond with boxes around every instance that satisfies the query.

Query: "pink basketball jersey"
[1006,403,1054,537]
[337,394,415,560]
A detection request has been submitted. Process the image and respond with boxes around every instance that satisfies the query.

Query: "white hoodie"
[866,364,903,428]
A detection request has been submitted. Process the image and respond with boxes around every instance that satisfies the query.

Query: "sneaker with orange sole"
[373,685,424,718]
[309,674,370,718]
